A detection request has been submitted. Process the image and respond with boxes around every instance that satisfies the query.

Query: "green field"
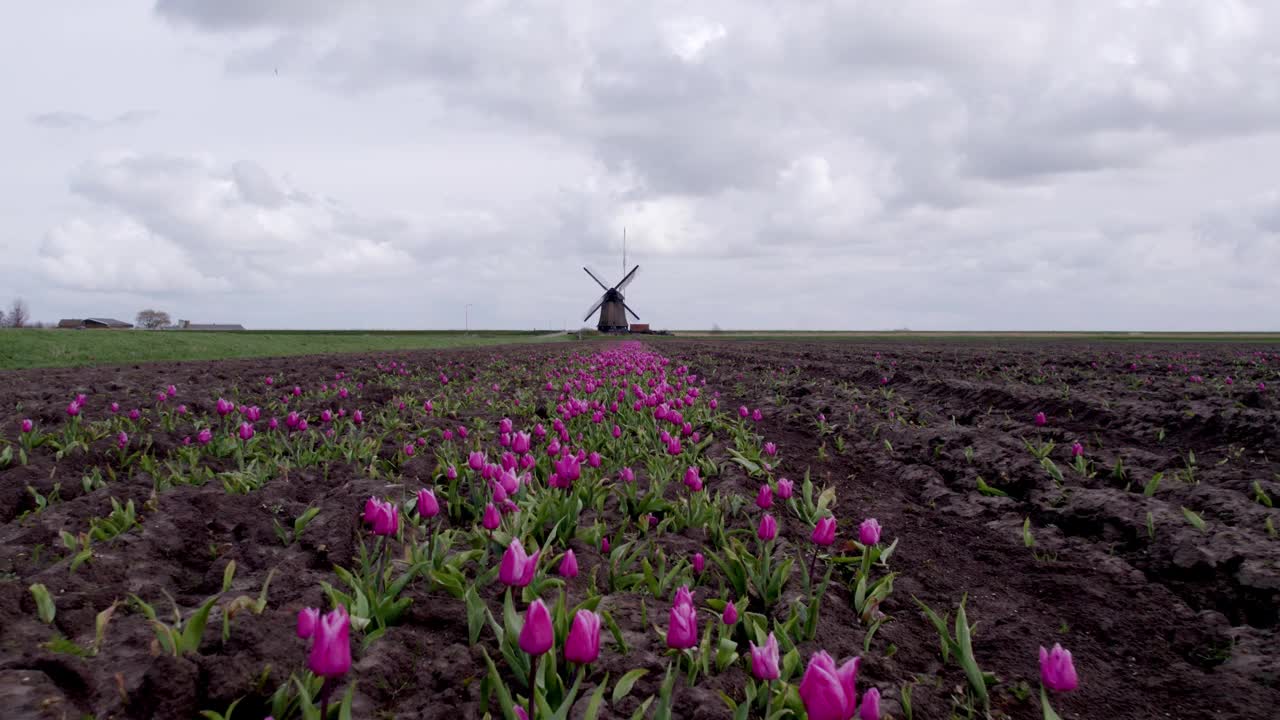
[667,330,1280,343]
[0,329,570,370]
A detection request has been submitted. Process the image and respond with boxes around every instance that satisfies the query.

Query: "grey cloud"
[29,110,153,131]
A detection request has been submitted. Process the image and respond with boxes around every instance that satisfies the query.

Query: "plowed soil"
[0,340,1276,720]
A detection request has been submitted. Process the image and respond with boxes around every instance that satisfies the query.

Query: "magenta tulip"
[297,607,320,638]
[364,498,399,536]
[752,408,763,421]
[812,516,836,546]
[66,402,80,417]
[667,597,698,649]
[1034,411,1047,426]
[764,441,777,456]
[417,488,440,518]
[1071,442,1084,458]
[756,484,774,510]
[238,422,254,441]
[1039,643,1078,692]
[799,651,860,720]
[307,606,351,678]
[216,398,234,416]
[619,467,635,483]
[519,599,554,656]
[692,552,706,574]
[469,451,486,471]
[750,632,781,681]
[564,609,602,664]
[776,478,794,499]
[738,405,749,418]
[859,687,881,719]
[20,418,33,433]
[859,518,882,546]
[758,514,777,541]
[197,428,213,445]
[512,432,531,454]
[558,549,579,578]
[722,601,738,625]
[500,538,539,587]
[116,431,128,449]
[482,502,501,530]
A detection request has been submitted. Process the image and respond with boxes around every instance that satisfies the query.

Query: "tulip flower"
[666,596,698,649]
[403,443,415,457]
[20,418,33,433]
[238,422,255,441]
[692,552,705,574]
[558,549,579,578]
[738,405,750,418]
[364,498,399,536]
[66,402,80,417]
[752,409,763,421]
[216,398,234,416]
[756,484,774,510]
[859,687,881,719]
[109,402,120,414]
[499,417,513,434]
[512,432,531,454]
[469,451,486,471]
[799,651,860,720]
[1034,411,1047,426]
[749,632,780,681]
[619,467,635,483]
[859,518,882,546]
[764,441,777,456]
[587,451,602,468]
[417,488,440,518]
[776,478,794,499]
[500,538,539,587]
[352,410,364,426]
[722,601,738,625]
[297,607,320,638]
[758,514,777,541]
[683,466,703,492]
[601,536,611,553]
[307,606,352,678]
[564,609,602,665]
[116,431,128,450]
[519,599,554,656]
[128,408,141,421]
[812,516,836,546]
[197,428,213,445]
[1039,643,1078,692]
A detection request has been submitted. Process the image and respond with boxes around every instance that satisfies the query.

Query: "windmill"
[582,263,640,333]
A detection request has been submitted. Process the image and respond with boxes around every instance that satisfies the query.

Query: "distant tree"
[7,298,29,328]
[135,309,172,330]
[0,308,6,327]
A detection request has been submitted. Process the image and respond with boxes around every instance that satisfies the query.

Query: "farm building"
[176,320,245,331]
[57,318,134,329]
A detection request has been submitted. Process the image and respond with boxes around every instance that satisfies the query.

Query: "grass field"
[668,330,1280,342]
[0,329,570,370]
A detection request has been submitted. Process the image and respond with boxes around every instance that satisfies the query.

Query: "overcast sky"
[3,1,1278,330]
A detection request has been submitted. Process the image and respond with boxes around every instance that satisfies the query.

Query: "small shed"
[58,318,134,329]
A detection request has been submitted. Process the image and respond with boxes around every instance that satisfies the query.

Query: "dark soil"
[0,340,1276,719]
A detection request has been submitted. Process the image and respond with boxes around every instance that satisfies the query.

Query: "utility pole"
[465,304,473,334]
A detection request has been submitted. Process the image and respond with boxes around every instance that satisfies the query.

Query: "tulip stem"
[807,545,819,591]
[317,678,335,720]
[763,679,772,719]
[528,654,540,720]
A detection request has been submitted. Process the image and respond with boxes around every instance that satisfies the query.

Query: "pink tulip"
[758,514,777,541]
[116,431,128,449]
[1039,643,1078,692]
[692,552,705,574]
[683,466,702,492]
[297,607,320,638]
[764,442,777,456]
[812,516,836,546]
[483,503,501,530]
[587,451,602,468]
[666,592,698,649]
[20,418,33,433]
[564,609,602,664]
[128,408,141,421]
[619,467,635,483]
[859,518,882,546]
[352,410,364,426]
[756,484,774,510]
[264,376,273,386]
[238,422,254,441]
[417,488,440,518]
[722,601,738,625]
[776,478,794,499]
[1071,442,1084,458]
[197,428,213,445]
[499,417,513,434]
[66,402,80,417]
[307,606,351,678]
[469,451,486,471]
[612,424,622,438]
[750,632,780,681]
[859,688,881,719]
[799,651,860,720]
[500,538,539,587]
[216,398,234,416]
[364,498,399,536]
[1034,411,1047,426]
[558,549,579,578]
[109,402,120,414]
[601,536,611,553]
[446,465,458,480]
[403,443,415,457]
[512,432,531,454]
[752,409,763,421]
[738,405,749,418]
[519,599,554,656]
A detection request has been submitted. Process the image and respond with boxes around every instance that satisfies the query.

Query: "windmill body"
[583,265,640,333]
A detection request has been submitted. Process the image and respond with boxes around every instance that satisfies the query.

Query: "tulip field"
[0,339,1277,719]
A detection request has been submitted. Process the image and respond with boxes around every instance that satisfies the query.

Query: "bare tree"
[7,298,29,328]
[135,309,172,330]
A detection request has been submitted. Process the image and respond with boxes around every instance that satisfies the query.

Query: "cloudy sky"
[3,1,1279,330]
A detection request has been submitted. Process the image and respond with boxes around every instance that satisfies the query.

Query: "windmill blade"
[583,266,610,291]
[616,264,640,291]
[622,302,640,320]
[583,293,608,322]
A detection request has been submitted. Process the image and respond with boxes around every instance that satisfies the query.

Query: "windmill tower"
[583,231,640,333]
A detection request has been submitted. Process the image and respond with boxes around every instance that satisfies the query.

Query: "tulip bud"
[776,478,794,499]
[297,607,320,638]
[757,514,777,541]
[20,418,33,433]
[859,518,882,546]
[558,549,579,578]
[859,687,881,719]
[564,609,602,664]
[500,538,539,587]
[518,599,554,656]
[483,503,501,530]
[799,651,860,720]
[1039,643,1078,692]
[307,606,352,678]
[756,484,774,510]
[692,552,705,574]
[749,633,780,681]
[1034,411,1047,426]
[417,488,440,518]
[722,601,738,625]
[811,516,836,546]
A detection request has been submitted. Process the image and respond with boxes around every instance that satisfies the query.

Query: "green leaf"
[613,668,647,703]
[1181,507,1206,531]
[222,560,237,593]
[1040,685,1063,720]
[29,583,56,625]
[976,476,1007,497]
[582,676,609,720]
[1143,472,1163,497]
[179,594,220,654]
[465,585,487,645]
[954,600,989,709]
